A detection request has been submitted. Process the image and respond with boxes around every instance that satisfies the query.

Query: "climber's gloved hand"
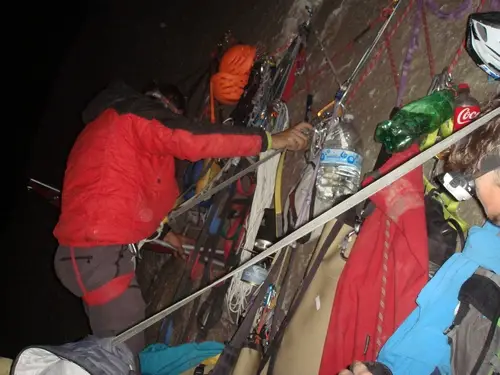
[271,122,313,151]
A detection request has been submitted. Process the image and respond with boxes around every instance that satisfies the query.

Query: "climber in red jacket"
[53,81,311,356]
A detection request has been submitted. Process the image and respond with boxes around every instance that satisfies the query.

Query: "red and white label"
[454,105,481,130]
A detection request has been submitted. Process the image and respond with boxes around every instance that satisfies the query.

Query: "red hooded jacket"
[319,145,429,374]
[54,82,269,248]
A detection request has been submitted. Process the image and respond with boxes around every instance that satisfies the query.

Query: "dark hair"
[446,94,499,176]
[143,81,186,112]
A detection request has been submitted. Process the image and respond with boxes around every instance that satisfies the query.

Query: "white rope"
[137,221,164,250]
[242,150,281,258]
[225,103,290,321]
[226,276,256,323]
[225,140,282,321]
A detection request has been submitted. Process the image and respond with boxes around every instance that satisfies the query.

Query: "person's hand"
[163,231,192,259]
[271,122,313,151]
[339,362,373,375]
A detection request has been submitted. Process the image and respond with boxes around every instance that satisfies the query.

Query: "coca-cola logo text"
[455,106,480,126]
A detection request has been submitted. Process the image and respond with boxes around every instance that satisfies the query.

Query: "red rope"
[448,40,466,75]
[385,35,399,93]
[70,246,88,295]
[284,1,394,101]
[421,2,435,78]
[346,0,416,105]
[448,0,487,74]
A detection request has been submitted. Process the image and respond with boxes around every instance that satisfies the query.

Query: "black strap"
[427,187,466,247]
[196,196,254,342]
[269,249,297,342]
[358,108,400,220]
[451,273,500,375]
[447,217,466,252]
[163,182,231,344]
[182,235,221,341]
[211,250,288,375]
[263,217,346,374]
[479,155,500,176]
[182,183,239,341]
[472,313,499,375]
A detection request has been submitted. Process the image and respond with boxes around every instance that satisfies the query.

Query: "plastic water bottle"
[316,114,363,204]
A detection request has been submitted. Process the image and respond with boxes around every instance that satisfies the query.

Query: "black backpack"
[446,268,500,375]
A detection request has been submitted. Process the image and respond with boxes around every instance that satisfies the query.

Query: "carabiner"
[340,229,357,261]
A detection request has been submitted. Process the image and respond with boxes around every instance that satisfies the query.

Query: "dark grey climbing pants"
[54,245,146,356]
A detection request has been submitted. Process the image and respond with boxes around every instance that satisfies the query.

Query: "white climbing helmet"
[465,12,500,80]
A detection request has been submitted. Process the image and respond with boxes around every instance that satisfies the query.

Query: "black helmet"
[144,81,187,114]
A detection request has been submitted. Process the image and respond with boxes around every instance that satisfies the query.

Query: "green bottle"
[375,90,455,153]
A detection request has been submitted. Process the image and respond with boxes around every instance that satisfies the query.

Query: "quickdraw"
[308,0,402,163]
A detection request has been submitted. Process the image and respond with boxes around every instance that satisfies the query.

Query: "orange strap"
[82,273,135,306]
[70,247,134,306]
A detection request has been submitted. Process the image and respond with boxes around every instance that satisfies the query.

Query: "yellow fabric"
[0,358,12,375]
[202,354,220,366]
[424,176,469,235]
[196,160,221,195]
[177,347,220,374]
[266,131,273,151]
[316,100,344,118]
[420,118,453,150]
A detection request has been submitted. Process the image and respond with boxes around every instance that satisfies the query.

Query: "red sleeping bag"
[319,145,429,374]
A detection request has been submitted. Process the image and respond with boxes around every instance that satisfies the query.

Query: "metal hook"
[307,127,324,162]
[340,229,357,260]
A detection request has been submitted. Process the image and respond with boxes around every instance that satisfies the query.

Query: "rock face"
[37,0,498,346]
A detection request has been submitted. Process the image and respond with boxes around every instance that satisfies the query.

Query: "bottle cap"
[458,83,470,91]
[344,114,354,121]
